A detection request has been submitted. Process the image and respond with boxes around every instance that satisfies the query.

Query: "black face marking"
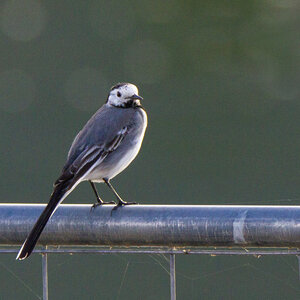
[117,92,121,97]
[110,82,129,91]
[111,99,143,109]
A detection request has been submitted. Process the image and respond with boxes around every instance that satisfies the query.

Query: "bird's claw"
[118,201,137,206]
[90,201,116,211]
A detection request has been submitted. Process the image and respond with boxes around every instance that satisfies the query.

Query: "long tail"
[16,182,73,260]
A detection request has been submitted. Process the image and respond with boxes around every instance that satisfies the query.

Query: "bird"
[16,82,147,260]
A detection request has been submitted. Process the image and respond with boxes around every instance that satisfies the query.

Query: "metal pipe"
[170,254,176,300]
[0,248,300,256]
[1,204,300,247]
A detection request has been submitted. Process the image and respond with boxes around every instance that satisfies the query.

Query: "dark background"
[0,0,300,299]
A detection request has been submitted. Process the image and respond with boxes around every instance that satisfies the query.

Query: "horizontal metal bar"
[0,247,300,256]
[1,204,300,248]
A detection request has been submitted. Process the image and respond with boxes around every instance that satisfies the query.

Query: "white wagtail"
[17,83,147,260]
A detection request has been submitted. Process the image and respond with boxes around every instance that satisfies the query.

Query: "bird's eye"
[117,92,121,97]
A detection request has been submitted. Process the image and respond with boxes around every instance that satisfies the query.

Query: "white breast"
[108,109,147,179]
[88,109,148,182]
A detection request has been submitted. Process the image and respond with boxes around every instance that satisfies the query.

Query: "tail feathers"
[16,184,69,260]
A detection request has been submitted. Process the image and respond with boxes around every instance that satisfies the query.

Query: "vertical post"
[170,254,176,300]
[42,248,48,300]
[297,256,300,282]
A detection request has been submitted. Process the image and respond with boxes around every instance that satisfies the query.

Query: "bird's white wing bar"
[71,126,129,182]
[54,127,128,186]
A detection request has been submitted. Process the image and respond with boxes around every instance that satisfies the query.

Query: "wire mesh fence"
[1,204,300,299]
[1,246,300,300]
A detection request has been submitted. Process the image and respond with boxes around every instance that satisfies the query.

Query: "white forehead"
[112,84,139,95]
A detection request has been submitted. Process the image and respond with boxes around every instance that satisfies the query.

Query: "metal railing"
[1,204,300,300]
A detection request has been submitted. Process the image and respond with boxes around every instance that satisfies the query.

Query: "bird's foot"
[111,200,138,212]
[91,200,116,211]
[117,200,138,206]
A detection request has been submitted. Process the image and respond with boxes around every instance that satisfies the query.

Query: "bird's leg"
[89,181,115,209]
[103,178,137,206]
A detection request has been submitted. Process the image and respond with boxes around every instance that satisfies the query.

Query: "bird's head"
[106,83,143,108]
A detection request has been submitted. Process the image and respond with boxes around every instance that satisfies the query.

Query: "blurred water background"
[0,0,300,299]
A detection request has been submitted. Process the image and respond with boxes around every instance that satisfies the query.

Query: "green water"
[0,0,299,299]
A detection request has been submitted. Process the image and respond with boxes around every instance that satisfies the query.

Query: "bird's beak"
[130,94,143,101]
